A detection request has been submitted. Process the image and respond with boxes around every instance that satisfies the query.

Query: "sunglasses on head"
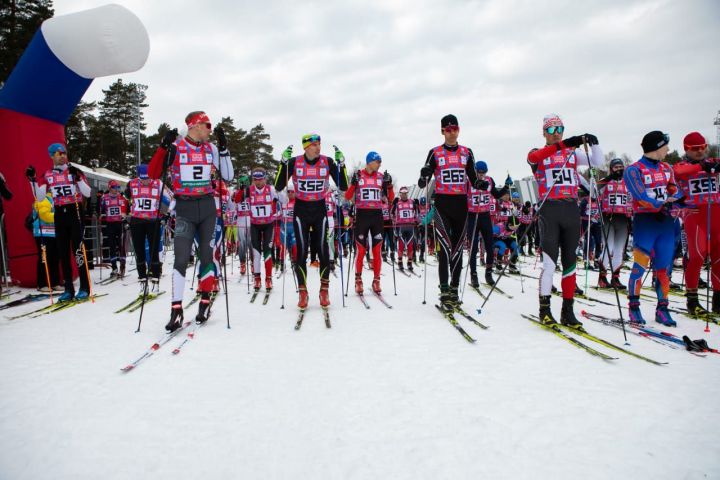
[443,125,459,133]
[686,144,707,152]
[545,126,565,135]
[303,134,321,144]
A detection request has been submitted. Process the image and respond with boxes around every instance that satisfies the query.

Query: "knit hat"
[641,131,670,153]
[399,186,409,194]
[48,143,66,157]
[137,164,149,179]
[683,131,707,149]
[366,151,382,164]
[609,158,624,169]
[542,114,563,130]
[301,133,321,149]
[441,114,459,129]
[474,160,488,172]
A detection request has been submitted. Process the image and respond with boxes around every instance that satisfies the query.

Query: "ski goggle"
[252,171,267,180]
[443,125,459,133]
[685,144,707,152]
[545,126,565,135]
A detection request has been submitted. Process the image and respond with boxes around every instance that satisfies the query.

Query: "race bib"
[179,164,211,186]
[647,185,667,201]
[251,204,271,218]
[134,198,158,211]
[297,179,325,193]
[399,209,413,219]
[688,177,718,195]
[608,194,627,206]
[545,168,576,187]
[108,206,121,216]
[52,184,76,198]
[440,168,465,185]
[359,188,381,201]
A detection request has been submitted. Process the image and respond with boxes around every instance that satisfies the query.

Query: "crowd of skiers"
[19,110,720,333]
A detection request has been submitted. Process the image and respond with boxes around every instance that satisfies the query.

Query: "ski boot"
[407,260,414,272]
[265,276,273,291]
[508,262,519,274]
[538,295,557,326]
[713,291,720,315]
[319,279,330,307]
[574,285,584,296]
[397,260,404,271]
[196,293,211,324]
[439,284,452,311]
[597,270,610,289]
[298,286,308,309]
[119,263,126,278]
[355,274,364,294]
[372,277,381,294]
[686,290,709,318]
[419,253,425,263]
[240,262,247,275]
[698,277,708,289]
[655,301,676,327]
[560,298,583,330]
[110,267,118,277]
[610,271,626,290]
[58,289,74,303]
[484,269,495,286]
[470,271,480,289]
[448,285,461,308]
[165,302,184,332]
[253,274,261,291]
[150,276,160,292]
[628,296,646,325]
[75,290,90,301]
[138,278,149,294]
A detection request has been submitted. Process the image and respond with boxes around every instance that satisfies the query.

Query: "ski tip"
[476,309,482,314]
[120,366,133,372]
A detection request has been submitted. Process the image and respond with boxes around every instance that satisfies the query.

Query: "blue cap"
[137,164,149,179]
[366,151,382,164]
[48,143,66,157]
[419,197,427,205]
[511,192,520,199]
[474,160,488,172]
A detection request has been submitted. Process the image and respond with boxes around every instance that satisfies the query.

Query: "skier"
[518,201,535,256]
[273,133,348,308]
[240,168,278,292]
[126,164,171,288]
[391,186,418,272]
[624,131,681,326]
[672,131,720,315]
[26,143,92,301]
[526,114,603,327]
[99,180,129,277]
[596,158,631,289]
[232,176,252,275]
[417,114,484,310]
[31,190,61,291]
[345,151,393,294]
[147,112,234,332]
[466,160,510,287]
[279,183,297,269]
[579,191,602,270]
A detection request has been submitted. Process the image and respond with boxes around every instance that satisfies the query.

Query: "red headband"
[186,112,211,129]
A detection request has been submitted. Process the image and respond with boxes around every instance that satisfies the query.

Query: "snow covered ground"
[1,252,719,480]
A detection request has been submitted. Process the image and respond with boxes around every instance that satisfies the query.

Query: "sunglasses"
[303,134,321,144]
[685,144,707,152]
[443,125,459,133]
[545,126,565,135]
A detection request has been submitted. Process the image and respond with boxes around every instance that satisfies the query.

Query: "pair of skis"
[522,314,666,365]
[8,293,107,320]
[250,288,272,305]
[113,291,166,314]
[121,293,218,372]
[295,306,331,330]
[356,291,392,309]
[434,304,489,343]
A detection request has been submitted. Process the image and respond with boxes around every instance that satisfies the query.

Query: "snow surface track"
[1,254,719,479]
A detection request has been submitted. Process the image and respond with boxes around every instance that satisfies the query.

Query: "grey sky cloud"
[55,0,720,185]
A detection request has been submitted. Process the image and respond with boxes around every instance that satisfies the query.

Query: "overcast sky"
[55,0,720,185]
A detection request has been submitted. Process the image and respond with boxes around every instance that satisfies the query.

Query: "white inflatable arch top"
[41,3,150,79]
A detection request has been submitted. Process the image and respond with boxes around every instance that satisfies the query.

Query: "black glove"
[562,136,584,149]
[160,129,178,149]
[214,126,227,151]
[583,133,599,146]
[702,160,719,173]
[25,165,36,180]
[420,166,433,179]
[67,165,82,180]
[418,177,427,189]
[476,179,489,190]
[383,172,392,185]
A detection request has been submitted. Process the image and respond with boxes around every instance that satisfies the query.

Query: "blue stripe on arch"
[0,29,92,125]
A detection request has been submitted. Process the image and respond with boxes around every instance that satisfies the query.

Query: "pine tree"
[0,0,54,85]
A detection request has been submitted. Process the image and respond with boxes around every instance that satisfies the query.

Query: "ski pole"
[29,179,54,304]
[506,173,526,294]
[704,166,714,333]
[460,212,479,301]
[333,146,346,308]
[422,183,430,304]
[69,165,94,303]
[281,155,290,310]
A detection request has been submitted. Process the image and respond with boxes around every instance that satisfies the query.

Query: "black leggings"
[294,200,329,286]
[105,221,125,268]
[467,212,494,273]
[434,195,468,287]
[54,205,90,293]
[130,219,161,279]
[251,223,274,275]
